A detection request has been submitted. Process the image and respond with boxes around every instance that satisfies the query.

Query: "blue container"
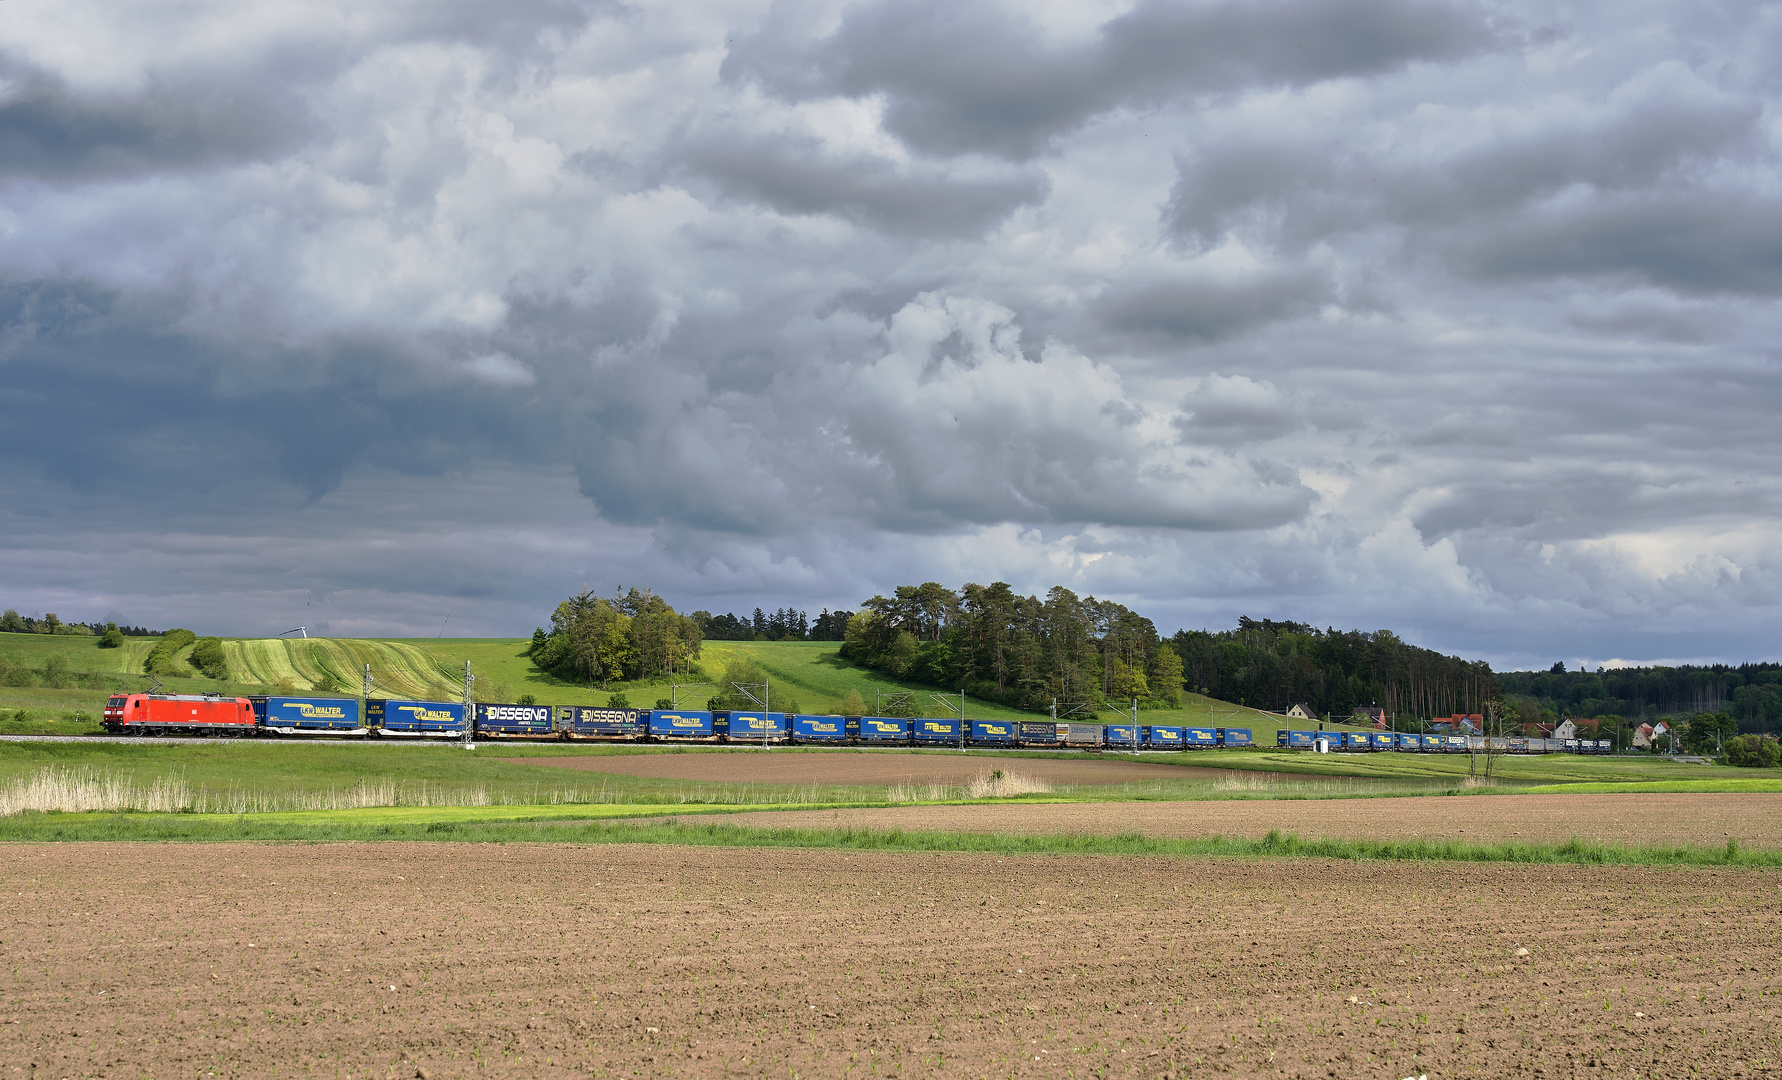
[970,719,1018,746]
[474,703,555,738]
[1019,721,1062,747]
[257,696,363,734]
[1186,727,1216,747]
[1369,731,1394,750]
[792,714,849,743]
[912,717,962,745]
[369,699,466,736]
[1146,725,1185,748]
[1286,730,1314,749]
[1105,724,1139,748]
[1221,728,1253,748]
[1419,734,1443,751]
[1396,732,1420,751]
[647,710,717,740]
[857,716,910,743]
[1345,732,1371,750]
[719,711,788,742]
[560,706,642,740]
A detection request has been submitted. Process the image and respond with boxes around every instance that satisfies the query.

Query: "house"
[1431,714,1483,734]
[1631,723,1657,749]
[1286,703,1318,721]
[1351,706,1388,729]
[1552,719,1577,741]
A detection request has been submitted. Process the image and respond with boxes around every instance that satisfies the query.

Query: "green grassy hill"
[0,630,1368,735]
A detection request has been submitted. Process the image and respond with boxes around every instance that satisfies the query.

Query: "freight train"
[98,692,1613,753]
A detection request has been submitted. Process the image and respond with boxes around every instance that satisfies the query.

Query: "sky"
[2,0,1779,671]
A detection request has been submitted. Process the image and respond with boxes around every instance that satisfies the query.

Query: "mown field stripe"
[1,810,1776,867]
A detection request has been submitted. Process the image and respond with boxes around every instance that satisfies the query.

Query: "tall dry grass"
[0,767,879,816]
[885,769,1054,803]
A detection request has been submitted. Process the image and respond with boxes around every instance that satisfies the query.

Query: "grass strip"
[0,810,1774,867]
[1514,779,1782,794]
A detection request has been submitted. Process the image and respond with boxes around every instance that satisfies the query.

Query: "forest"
[1169,618,1498,720]
[1499,662,1782,733]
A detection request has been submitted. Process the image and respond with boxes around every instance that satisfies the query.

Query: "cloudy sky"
[2,0,1779,669]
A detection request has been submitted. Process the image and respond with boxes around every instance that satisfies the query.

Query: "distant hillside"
[0,631,1325,732]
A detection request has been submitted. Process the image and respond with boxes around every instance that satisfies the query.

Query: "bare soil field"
[508,749,1224,785]
[716,793,1782,849]
[3,843,1777,1079]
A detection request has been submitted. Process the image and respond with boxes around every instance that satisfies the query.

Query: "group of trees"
[1499,662,1782,733]
[692,607,853,642]
[529,588,704,688]
[840,582,1184,713]
[1168,618,1497,720]
[1,609,160,637]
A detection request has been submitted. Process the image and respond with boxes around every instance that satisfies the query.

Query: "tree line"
[1168,617,1498,720]
[840,582,1185,713]
[1498,662,1782,734]
[1,609,159,637]
[694,608,852,642]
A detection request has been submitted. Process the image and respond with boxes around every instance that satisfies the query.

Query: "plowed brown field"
[713,792,1782,849]
[4,843,1778,1079]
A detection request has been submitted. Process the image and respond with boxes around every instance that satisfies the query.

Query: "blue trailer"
[792,714,849,744]
[1019,721,1062,748]
[474,703,555,739]
[913,717,962,745]
[970,719,1019,747]
[1220,728,1253,748]
[368,699,466,738]
[253,696,364,735]
[1420,733,1444,751]
[1276,729,1291,747]
[1104,724,1138,749]
[1146,725,1185,749]
[1185,727,1217,748]
[857,716,909,744]
[718,711,788,743]
[560,706,643,740]
[1369,731,1394,750]
[1285,730,1315,749]
[647,710,718,741]
[1395,732,1420,751]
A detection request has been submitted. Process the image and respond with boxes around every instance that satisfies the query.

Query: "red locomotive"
[103,693,257,736]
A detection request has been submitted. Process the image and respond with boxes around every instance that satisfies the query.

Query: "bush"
[517,693,538,706]
[654,697,673,709]
[98,624,125,648]
[41,655,73,689]
[607,692,631,709]
[143,629,197,675]
[1727,734,1781,768]
[188,637,228,680]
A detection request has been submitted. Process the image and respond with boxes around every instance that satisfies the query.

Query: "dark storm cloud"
[725,0,1502,159]
[669,128,1048,235]
[1167,62,1760,250]
[1092,266,1333,342]
[1462,197,1782,296]
[0,62,311,179]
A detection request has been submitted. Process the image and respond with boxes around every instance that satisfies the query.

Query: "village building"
[1286,703,1318,721]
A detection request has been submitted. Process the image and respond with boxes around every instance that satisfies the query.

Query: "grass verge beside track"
[0,809,1772,867]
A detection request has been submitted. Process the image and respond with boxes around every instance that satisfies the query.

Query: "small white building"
[1286,703,1318,721]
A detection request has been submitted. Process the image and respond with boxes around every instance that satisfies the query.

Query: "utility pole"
[462,660,475,750]
[730,677,772,750]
